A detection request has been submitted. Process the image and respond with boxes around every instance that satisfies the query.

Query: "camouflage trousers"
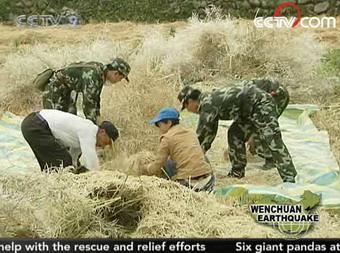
[228,97,297,183]
[42,80,78,115]
[251,87,290,160]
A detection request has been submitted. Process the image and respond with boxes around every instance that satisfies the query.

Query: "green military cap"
[177,86,195,111]
[109,58,131,82]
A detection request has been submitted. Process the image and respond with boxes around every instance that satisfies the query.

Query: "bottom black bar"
[0,239,340,253]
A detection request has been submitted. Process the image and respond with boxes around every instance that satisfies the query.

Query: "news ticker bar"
[1,239,340,253]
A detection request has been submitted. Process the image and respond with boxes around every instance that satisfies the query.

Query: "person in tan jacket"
[143,107,215,192]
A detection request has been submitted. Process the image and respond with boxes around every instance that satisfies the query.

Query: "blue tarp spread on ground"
[1,105,340,207]
[180,105,340,208]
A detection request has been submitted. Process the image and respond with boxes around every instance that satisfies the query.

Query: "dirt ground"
[0,16,338,57]
[310,18,340,48]
[0,22,186,62]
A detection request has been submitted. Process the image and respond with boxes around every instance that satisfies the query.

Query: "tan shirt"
[146,125,212,180]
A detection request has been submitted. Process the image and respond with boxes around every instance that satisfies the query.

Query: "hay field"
[0,12,339,238]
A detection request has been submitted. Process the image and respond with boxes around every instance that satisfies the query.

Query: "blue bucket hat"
[149,107,180,125]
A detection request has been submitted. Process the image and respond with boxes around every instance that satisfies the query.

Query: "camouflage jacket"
[252,79,289,116]
[53,61,106,122]
[197,80,287,152]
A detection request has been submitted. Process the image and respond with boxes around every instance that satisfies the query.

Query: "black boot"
[262,158,276,170]
[227,169,245,179]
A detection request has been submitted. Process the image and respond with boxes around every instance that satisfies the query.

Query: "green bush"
[321,49,340,76]
[0,0,12,22]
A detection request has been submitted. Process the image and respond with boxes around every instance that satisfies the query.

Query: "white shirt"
[39,109,99,170]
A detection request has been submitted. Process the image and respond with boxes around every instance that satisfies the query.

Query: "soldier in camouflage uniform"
[42,58,130,123]
[247,79,290,170]
[177,80,297,183]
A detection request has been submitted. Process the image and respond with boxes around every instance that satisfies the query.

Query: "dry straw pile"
[1,170,340,238]
[1,8,327,116]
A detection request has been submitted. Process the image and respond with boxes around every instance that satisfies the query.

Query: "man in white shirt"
[21,109,119,172]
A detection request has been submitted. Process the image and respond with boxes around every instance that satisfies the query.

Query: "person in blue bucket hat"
[142,107,215,192]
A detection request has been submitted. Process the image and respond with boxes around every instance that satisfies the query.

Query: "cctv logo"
[254,2,336,29]
[16,14,80,27]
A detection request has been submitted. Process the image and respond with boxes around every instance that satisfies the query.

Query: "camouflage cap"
[109,58,131,82]
[177,86,195,111]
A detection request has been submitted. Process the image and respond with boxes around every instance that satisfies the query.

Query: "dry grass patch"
[0,169,339,238]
